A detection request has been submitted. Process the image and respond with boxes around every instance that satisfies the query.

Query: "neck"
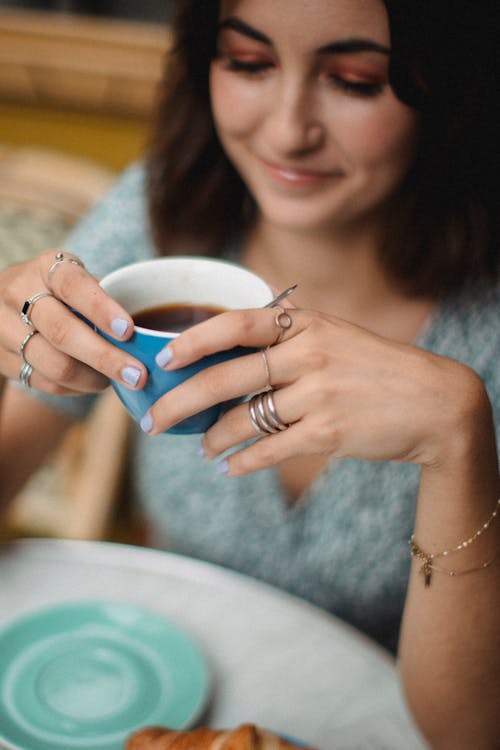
[245,217,392,310]
[243,218,434,342]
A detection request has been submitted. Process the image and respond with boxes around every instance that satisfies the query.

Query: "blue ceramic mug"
[98,257,272,434]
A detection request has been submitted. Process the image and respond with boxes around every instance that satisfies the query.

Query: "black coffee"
[133,303,227,333]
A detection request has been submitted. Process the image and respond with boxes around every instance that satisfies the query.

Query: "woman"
[0,1,499,746]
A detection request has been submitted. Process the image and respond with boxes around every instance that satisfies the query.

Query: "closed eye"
[224,58,274,74]
[329,76,385,97]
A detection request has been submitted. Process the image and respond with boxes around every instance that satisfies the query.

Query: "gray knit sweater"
[30,163,500,652]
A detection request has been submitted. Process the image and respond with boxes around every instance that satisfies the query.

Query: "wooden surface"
[0,8,169,117]
[0,101,149,170]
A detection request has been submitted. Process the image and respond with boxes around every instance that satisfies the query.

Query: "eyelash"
[224,59,272,74]
[330,76,384,97]
[223,58,384,98]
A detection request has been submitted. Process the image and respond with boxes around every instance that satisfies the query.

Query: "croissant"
[126,723,316,749]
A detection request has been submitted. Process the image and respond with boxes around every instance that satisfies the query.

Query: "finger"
[4,251,148,390]
[156,307,306,370]
[12,294,148,391]
[143,349,268,434]
[214,417,329,477]
[37,249,135,342]
[202,382,304,457]
[3,350,92,396]
[142,343,304,435]
[13,327,109,393]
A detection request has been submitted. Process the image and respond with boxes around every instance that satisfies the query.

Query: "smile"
[261,160,341,187]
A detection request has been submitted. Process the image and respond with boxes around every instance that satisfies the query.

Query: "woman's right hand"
[0,249,148,395]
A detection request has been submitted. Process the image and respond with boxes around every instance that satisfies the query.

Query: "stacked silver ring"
[19,362,33,387]
[20,330,39,365]
[249,389,288,435]
[18,329,38,387]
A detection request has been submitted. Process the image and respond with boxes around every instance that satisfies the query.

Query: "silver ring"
[256,392,280,433]
[47,252,84,283]
[249,393,267,435]
[264,389,288,431]
[19,329,39,366]
[261,348,271,391]
[272,305,292,345]
[21,291,54,327]
[248,389,289,436]
[19,362,33,388]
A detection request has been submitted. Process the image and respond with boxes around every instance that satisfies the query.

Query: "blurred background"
[0,1,170,24]
[0,1,172,542]
[0,0,171,171]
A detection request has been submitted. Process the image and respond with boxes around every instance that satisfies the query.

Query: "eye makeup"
[322,56,388,96]
[216,31,275,75]
[215,16,390,96]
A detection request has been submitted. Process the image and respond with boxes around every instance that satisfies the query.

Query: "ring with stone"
[21,291,55,327]
[47,252,84,284]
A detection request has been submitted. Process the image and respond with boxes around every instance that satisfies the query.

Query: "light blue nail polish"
[112,317,129,338]
[198,442,205,457]
[121,366,141,387]
[140,412,153,433]
[155,345,173,368]
[216,459,229,475]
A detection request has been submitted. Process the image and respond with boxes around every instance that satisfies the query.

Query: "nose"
[265,79,325,155]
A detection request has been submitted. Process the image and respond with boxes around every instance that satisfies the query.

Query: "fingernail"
[216,459,229,475]
[155,345,173,368]
[121,366,141,387]
[140,412,153,433]
[112,317,129,338]
[198,441,205,457]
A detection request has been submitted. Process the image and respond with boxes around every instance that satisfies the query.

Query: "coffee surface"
[133,303,226,332]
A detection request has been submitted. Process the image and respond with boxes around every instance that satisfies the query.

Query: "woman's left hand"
[143,306,483,475]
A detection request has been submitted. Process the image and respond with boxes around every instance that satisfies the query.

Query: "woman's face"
[209,0,420,234]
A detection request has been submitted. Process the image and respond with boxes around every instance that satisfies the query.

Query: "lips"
[261,159,342,187]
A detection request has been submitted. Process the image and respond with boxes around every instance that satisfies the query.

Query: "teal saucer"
[0,601,211,750]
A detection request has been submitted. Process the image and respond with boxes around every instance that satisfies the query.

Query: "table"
[0,539,427,749]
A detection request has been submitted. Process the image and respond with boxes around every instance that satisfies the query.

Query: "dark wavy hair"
[146,0,499,297]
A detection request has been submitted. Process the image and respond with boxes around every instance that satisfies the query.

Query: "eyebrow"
[217,17,270,44]
[319,39,390,56]
[216,17,390,56]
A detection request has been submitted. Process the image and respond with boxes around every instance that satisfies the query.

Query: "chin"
[250,176,360,228]
[256,183,397,234]
[256,198,346,233]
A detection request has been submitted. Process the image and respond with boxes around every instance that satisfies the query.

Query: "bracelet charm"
[409,497,499,586]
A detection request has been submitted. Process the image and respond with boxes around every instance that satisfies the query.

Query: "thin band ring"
[19,362,33,388]
[249,394,267,435]
[20,329,39,366]
[261,348,272,391]
[256,392,280,433]
[48,252,84,284]
[264,389,288,431]
[272,305,292,345]
[21,291,55,327]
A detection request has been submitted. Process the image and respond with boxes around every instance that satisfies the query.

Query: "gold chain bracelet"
[409,497,499,587]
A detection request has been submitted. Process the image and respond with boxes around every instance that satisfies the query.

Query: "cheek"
[334,99,420,175]
[209,66,263,139]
